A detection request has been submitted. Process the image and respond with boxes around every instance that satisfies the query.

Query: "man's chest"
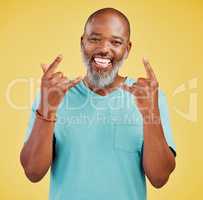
[53,98,144,155]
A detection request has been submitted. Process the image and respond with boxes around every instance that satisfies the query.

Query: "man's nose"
[99,40,111,54]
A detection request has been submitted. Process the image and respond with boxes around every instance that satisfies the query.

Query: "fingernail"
[58,54,63,59]
[143,57,149,63]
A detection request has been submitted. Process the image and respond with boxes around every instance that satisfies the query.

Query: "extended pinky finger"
[65,76,83,90]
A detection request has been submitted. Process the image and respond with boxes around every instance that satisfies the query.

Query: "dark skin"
[20,9,175,187]
[81,11,132,95]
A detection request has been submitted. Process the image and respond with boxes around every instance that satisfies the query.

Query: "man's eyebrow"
[89,32,125,42]
[112,35,124,42]
[89,32,102,36]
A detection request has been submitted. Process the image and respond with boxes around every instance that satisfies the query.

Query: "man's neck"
[83,75,126,96]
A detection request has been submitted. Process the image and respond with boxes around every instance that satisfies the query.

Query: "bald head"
[84,7,131,41]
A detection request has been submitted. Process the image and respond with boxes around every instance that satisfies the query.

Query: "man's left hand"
[121,57,159,117]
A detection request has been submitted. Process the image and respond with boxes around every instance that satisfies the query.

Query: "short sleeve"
[158,89,177,157]
[23,91,41,143]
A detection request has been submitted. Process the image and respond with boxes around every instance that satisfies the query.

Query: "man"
[20,7,176,200]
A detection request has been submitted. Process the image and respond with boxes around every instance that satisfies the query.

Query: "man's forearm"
[20,111,56,182]
[142,111,176,188]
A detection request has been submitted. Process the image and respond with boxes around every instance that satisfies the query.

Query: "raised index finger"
[142,57,157,81]
[45,55,63,76]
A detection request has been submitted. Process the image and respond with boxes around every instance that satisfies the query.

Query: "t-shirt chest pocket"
[110,104,144,154]
[113,124,143,153]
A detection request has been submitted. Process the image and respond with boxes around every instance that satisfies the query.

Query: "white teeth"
[94,57,111,64]
[93,57,111,68]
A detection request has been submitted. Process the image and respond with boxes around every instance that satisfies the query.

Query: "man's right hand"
[38,55,82,117]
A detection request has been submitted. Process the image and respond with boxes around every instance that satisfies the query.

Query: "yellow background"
[0,0,202,199]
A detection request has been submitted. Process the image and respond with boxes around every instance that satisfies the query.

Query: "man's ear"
[124,41,132,59]
[80,35,84,49]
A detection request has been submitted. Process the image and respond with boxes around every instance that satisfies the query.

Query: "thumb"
[65,76,83,91]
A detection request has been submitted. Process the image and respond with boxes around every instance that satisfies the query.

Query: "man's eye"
[89,38,100,42]
[112,40,122,46]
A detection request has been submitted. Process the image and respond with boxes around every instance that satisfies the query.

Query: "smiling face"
[81,9,132,88]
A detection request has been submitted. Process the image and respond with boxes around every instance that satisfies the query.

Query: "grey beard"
[81,50,125,88]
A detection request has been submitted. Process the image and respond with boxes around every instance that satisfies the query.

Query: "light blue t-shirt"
[24,76,176,200]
